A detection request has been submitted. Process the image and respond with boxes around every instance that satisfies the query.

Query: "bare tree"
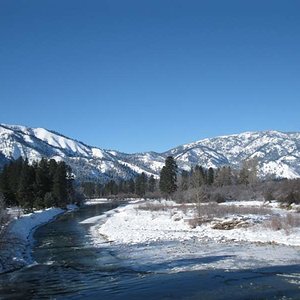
[239,158,258,185]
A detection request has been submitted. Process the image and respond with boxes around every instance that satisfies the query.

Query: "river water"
[0,203,299,299]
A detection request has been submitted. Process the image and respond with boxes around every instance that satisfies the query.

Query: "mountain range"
[1,123,300,181]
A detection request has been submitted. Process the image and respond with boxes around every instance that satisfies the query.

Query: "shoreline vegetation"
[1,155,300,275]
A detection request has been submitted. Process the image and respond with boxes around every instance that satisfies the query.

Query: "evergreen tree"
[207,167,214,185]
[128,179,135,194]
[17,161,35,210]
[159,156,178,196]
[0,158,76,209]
[35,158,51,201]
[52,162,68,207]
[135,173,147,197]
[0,165,16,206]
[148,175,156,193]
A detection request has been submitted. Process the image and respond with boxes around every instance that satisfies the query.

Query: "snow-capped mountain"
[167,131,300,179]
[0,123,300,181]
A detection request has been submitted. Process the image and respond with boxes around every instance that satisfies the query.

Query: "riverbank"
[0,204,77,274]
[89,199,300,273]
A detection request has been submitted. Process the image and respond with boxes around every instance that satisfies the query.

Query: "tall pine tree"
[159,156,178,196]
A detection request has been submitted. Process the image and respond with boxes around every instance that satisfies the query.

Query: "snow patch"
[0,205,77,274]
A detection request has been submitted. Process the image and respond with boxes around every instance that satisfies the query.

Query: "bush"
[138,201,173,211]
[210,193,226,203]
[283,192,300,205]
[264,214,300,233]
[196,203,270,219]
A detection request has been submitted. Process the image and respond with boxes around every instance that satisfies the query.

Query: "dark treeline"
[0,158,79,211]
[80,173,157,199]
[3,155,298,212]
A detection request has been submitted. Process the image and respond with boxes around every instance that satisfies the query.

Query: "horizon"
[1,1,300,152]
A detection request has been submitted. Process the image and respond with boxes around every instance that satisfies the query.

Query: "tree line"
[80,173,157,198]
[79,156,258,199]
[1,155,299,211]
[172,157,300,205]
[0,158,78,211]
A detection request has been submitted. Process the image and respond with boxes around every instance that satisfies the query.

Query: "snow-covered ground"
[84,198,110,205]
[0,205,77,274]
[88,199,300,273]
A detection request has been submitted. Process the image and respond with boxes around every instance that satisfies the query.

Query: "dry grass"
[264,214,300,233]
[196,203,271,219]
[187,203,272,228]
[138,202,174,212]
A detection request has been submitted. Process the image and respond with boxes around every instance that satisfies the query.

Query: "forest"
[0,158,80,211]
[1,155,300,220]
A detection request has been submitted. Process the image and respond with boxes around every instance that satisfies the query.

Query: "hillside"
[0,124,300,181]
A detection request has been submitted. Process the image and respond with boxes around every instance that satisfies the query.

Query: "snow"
[9,208,64,240]
[92,148,105,158]
[66,204,78,211]
[118,160,158,177]
[0,205,77,274]
[90,199,300,246]
[33,128,91,156]
[260,161,299,179]
[84,198,109,205]
[2,124,300,180]
[88,199,300,273]
[80,215,106,224]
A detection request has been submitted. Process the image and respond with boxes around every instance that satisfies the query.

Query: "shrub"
[264,214,300,233]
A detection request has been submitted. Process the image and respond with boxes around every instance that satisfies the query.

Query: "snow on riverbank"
[90,199,300,247]
[9,208,64,241]
[89,199,300,273]
[0,205,77,274]
[84,198,109,205]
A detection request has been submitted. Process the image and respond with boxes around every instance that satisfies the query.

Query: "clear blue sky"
[1,0,300,153]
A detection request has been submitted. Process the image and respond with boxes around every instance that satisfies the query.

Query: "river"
[0,202,299,299]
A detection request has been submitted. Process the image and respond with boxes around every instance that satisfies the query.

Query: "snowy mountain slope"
[166,131,300,179]
[0,124,300,181]
[0,124,138,181]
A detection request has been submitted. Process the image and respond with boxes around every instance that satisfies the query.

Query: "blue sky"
[1,0,300,153]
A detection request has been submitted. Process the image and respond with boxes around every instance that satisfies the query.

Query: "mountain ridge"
[1,123,300,181]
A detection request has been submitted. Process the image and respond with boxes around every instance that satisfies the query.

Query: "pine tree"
[35,158,51,201]
[159,156,178,196]
[148,175,156,193]
[128,179,135,194]
[207,167,214,185]
[52,162,68,207]
[135,173,147,197]
[17,161,35,211]
[0,158,76,209]
[0,165,16,206]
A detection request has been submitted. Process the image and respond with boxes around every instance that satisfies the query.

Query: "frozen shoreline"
[0,204,77,274]
[88,199,300,273]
